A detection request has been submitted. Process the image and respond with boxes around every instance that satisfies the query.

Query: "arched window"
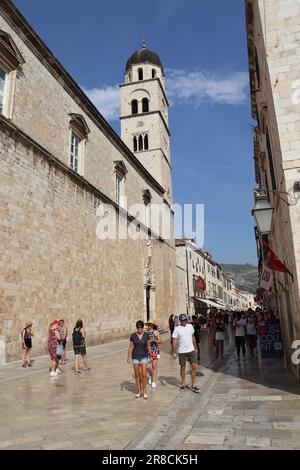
[152,69,156,78]
[138,135,143,151]
[144,134,149,150]
[142,98,149,113]
[131,99,138,115]
[133,136,137,152]
[138,68,143,81]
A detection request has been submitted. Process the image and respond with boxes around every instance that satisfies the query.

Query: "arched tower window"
[138,68,143,81]
[138,135,143,151]
[142,98,149,113]
[133,136,137,152]
[144,134,149,150]
[131,99,138,115]
[152,69,156,78]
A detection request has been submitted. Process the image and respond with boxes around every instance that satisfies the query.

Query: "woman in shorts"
[127,320,151,399]
[146,319,161,389]
[21,322,34,367]
[72,319,90,374]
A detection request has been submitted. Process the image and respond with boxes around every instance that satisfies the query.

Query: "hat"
[50,319,60,326]
[146,318,158,327]
[179,314,188,322]
[25,321,32,328]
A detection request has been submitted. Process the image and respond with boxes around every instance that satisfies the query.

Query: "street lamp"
[252,192,274,235]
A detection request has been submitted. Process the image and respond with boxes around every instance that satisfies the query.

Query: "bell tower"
[120,43,172,202]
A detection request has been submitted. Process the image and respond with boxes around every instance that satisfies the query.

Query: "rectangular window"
[0,67,6,114]
[116,174,121,205]
[266,128,276,190]
[70,134,79,172]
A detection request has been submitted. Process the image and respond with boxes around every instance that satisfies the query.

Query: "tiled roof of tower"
[125,47,164,73]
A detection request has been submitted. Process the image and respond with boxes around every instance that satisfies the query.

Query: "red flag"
[264,242,289,273]
[197,276,206,291]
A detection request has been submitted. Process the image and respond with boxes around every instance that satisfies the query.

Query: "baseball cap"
[179,314,188,322]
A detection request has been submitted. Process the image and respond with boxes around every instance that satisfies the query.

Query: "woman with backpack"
[72,319,90,373]
[21,322,34,367]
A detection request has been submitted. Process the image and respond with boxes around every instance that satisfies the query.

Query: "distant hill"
[221,264,258,294]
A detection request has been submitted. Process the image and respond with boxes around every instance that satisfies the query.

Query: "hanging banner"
[260,264,273,292]
[259,323,283,358]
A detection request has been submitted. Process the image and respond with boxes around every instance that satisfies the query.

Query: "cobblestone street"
[1,331,300,450]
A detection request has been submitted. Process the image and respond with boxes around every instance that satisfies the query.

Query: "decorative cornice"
[0,114,174,245]
[120,110,170,137]
[119,77,169,107]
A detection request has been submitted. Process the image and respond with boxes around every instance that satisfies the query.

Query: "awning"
[195,298,227,309]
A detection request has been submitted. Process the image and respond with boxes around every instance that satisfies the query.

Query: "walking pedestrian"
[191,315,201,362]
[59,319,68,365]
[215,314,225,359]
[48,320,63,377]
[246,312,258,357]
[146,319,161,389]
[127,320,151,399]
[233,313,247,361]
[21,322,34,367]
[169,314,175,353]
[172,314,200,393]
[72,319,90,374]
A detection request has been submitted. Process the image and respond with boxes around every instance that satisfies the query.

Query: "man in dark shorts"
[172,314,200,393]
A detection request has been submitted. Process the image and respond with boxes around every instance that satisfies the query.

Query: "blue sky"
[14,0,257,264]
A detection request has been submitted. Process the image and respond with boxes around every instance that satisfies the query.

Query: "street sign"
[259,323,283,358]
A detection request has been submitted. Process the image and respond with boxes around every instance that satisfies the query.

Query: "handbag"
[56,342,64,357]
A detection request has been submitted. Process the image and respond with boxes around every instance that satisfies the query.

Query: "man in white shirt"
[172,314,200,393]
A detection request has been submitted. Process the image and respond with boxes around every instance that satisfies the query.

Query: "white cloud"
[82,85,120,121]
[82,69,249,123]
[166,69,249,106]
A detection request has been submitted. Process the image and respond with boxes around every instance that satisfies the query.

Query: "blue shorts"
[132,358,148,365]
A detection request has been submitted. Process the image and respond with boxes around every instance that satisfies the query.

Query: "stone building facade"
[246,0,300,379]
[0,1,176,363]
[175,239,251,315]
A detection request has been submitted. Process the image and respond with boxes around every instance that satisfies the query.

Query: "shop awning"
[195,298,227,309]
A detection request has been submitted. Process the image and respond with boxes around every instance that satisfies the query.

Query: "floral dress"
[48,328,58,361]
[148,331,160,359]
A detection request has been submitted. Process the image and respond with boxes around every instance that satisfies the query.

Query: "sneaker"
[179,385,186,392]
[135,393,142,398]
[56,368,62,374]
[235,357,240,361]
[143,394,148,400]
[151,382,156,389]
[191,386,201,394]
[49,371,57,377]
[27,363,32,367]
[74,370,81,374]
[22,364,26,368]
[148,377,152,385]
[242,356,246,361]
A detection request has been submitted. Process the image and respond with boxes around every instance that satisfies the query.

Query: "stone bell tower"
[120,42,172,202]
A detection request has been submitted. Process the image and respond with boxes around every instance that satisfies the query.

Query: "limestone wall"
[0,122,175,362]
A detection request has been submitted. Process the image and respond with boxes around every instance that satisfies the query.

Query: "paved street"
[1,331,300,450]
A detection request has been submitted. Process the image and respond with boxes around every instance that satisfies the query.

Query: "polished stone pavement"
[1,330,300,450]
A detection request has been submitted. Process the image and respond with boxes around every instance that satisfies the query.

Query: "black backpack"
[72,328,82,346]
